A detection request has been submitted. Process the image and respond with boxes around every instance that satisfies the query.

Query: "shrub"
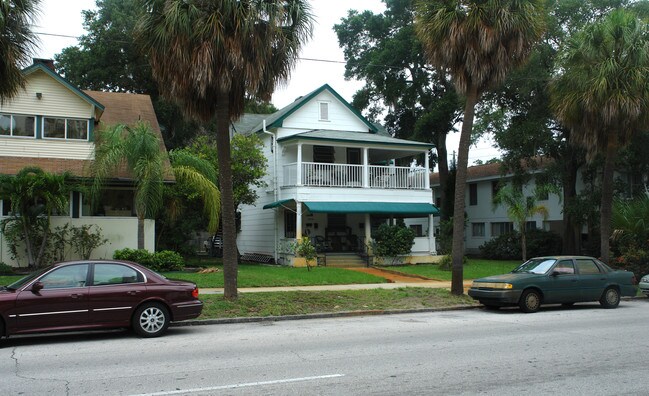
[479,230,562,260]
[0,262,14,275]
[613,247,649,279]
[114,248,184,272]
[290,237,318,270]
[373,224,415,265]
[153,250,185,272]
[437,254,468,270]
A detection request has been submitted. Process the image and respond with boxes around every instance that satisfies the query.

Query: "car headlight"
[472,282,514,289]
[642,276,649,283]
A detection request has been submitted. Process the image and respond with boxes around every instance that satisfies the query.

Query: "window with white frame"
[472,222,485,237]
[0,113,36,137]
[43,117,88,140]
[318,101,329,121]
[491,222,514,237]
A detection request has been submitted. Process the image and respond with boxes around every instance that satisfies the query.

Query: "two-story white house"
[235,84,439,266]
[0,60,173,267]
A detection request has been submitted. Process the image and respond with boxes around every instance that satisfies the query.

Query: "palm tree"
[612,195,649,252]
[167,148,221,234]
[0,0,41,101]
[414,0,546,294]
[91,122,166,250]
[135,0,313,299]
[551,9,649,264]
[0,167,71,267]
[91,122,221,251]
[493,184,549,261]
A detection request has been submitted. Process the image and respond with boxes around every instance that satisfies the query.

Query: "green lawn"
[384,259,522,281]
[199,288,477,318]
[0,275,22,285]
[163,265,387,288]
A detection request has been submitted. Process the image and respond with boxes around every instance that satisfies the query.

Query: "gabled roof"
[22,63,105,117]
[246,84,378,134]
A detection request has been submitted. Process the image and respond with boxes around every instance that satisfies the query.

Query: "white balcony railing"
[282,162,428,190]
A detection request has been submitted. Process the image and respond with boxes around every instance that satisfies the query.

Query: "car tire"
[519,289,541,313]
[132,302,170,338]
[599,287,620,309]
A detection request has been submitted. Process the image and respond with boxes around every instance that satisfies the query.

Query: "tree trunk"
[216,90,238,300]
[521,229,527,262]
[599,139,617,264]
[137,216,145,250]
[436,131,450,221]
[450,85,479,295]
[562,151,580,255]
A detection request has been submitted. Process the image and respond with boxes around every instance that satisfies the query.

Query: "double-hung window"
[0,113,36,137]
[43,117,88,140]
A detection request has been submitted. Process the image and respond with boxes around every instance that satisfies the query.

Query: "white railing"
[282,162,428,190]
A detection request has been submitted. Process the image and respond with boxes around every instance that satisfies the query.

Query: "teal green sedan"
[468,256,637,313]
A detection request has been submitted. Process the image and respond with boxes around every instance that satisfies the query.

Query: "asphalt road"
[1,299,648,396]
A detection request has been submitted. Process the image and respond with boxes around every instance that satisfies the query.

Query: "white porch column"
[424,150,430,189]
[428,214,436,254]
[297,143,303,186]
[364,213,371,253]
[296,201,303,241]
[362,147,369,188]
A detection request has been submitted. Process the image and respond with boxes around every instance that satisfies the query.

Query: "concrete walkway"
[199,267,473,295]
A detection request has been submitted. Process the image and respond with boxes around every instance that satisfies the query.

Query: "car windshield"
[6,266,52,290]
[512,258,557,275]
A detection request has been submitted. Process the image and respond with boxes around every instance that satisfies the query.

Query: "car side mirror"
[551,271,561,277]
[31,282,44,293]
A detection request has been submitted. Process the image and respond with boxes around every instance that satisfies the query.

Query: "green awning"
[262,199,294,209]
[303,201,439,215]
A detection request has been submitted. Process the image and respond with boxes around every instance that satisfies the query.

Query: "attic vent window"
[318,101,329,121]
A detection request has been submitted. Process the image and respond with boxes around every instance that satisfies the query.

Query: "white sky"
[31,0,501,167]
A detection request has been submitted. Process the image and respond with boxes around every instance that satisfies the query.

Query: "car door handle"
[127,290,141,296]
[70,293,82,299]
[571,280,578,282]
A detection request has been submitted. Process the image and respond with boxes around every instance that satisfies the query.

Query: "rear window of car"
[576,259,602,275]
[93,264,143,285]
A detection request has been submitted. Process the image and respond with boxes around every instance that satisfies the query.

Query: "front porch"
[269,202,438,267]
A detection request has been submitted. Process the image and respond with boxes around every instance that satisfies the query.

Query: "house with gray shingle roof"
[0,60,173,266]
[234,84,439,266]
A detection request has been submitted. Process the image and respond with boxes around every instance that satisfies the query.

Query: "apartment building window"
[469,183,478,206]
[472,222,485,237]
[0,113,36,137]
[525,221,537,231]
[43,117,88,140]
[491,181,502,202]
[491,222,514,237]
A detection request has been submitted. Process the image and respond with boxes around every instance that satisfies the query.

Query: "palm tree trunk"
[451,84,479,295]
[436,131,450,221]
[562,151,580,254]
[216,89,238,300]
[137,217,145,250]
[599,139,617,264]
[521,230,527,261]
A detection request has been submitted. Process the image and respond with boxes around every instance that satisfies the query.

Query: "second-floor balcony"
[283,162,429,190]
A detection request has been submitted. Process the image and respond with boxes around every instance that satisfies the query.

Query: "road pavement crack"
[11,347,71,395]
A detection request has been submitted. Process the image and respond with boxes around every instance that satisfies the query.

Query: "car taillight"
[192,287,199,299]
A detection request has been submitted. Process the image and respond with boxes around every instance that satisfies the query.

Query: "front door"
[14,264,90,333]
[543,259,580,303]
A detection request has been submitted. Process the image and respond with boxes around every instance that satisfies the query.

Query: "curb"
[170,304,481,327]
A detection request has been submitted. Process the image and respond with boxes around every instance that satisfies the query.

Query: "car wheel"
[519,289,541,313]
[133,303,170,337]
[599,287,620,309]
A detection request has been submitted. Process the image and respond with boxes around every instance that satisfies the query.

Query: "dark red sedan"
[0,260,202,338]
